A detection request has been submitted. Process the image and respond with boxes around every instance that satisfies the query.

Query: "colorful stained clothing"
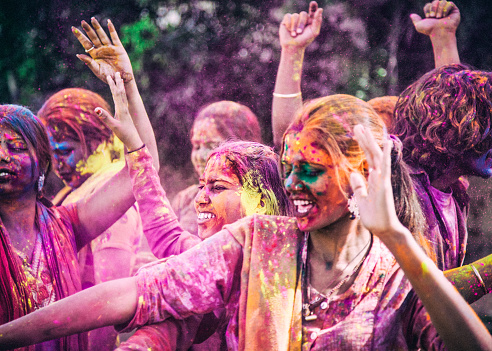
[0,200,87,351]
[119,214,446,351]
[171,184,200,236]
[60,160,143,289]
[410,167,469,270]
[119,148,220,350]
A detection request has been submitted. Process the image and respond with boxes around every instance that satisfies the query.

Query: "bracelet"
[470,264,488,295]
[127,144,146,154]
[273,92,302,98]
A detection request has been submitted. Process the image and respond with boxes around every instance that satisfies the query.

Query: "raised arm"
[410,0,460,68]
[72,18,159,170]
[272,1,322,149]
[350,125,492,351]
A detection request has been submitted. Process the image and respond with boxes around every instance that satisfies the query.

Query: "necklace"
[302,234,372,321]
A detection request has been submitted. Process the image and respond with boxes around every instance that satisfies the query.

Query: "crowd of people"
[0,1,491,350]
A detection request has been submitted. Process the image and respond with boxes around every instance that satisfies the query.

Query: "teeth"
[197,212,216,220]
[293,200,314,214]
[293,200,312,206]
[0,172,9,177]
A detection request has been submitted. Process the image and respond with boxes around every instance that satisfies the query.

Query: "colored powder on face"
[76,138,124,175]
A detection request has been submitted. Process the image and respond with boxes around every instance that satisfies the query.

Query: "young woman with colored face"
[2,94,490,351]
[172,100,262,237]
[37,88,146,350]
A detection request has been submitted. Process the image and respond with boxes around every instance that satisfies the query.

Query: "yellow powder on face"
[240,170,279,216]
[76,138,125,175]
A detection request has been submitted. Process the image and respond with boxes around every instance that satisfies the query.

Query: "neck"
[308,213,371,294]
[430,165,463,192]
[0,191,38,256]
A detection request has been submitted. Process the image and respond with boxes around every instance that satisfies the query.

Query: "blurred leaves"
[0,0,491,196]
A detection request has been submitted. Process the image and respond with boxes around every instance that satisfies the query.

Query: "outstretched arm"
[350,125,492,351]
[272,1,322,149]
[444,253,492,304]
[410,0,460,68]
[0,277,138,349]
[72,18,159,170]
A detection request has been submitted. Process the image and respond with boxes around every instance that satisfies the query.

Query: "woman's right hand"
[280,1,323,50]
[96,72,143,152]
[72,18,134,83]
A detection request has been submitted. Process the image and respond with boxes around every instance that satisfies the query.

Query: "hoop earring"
[38,174,45,192]
[348,194,360,220]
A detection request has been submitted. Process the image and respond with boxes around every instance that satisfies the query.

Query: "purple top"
[410,167,469,270]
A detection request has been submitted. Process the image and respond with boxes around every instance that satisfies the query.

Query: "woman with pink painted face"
[172,100,262,237]
[2,94,491,351]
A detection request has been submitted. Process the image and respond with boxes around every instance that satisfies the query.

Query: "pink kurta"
[118,209,446,350]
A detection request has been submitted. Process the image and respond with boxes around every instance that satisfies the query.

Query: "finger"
[282,14,292,33]
[95,107,118,130]
[291,13,300,37]
[362,125,384,172]
[436,0,447,18]
[114,72,129,106]
[75,54,101,75]
[350,172,368,199]
[410,13,422,27]
[429,0,440,17]
[381,139,393,181]
[423,3,433,17]
[81,20,103,47]
[90,17,111,46]
[107,19,123,46]
[72,26,95,52]
[297,11,308,33]
[308,1,319,19]
[354,125,380,172]
[442,1,455,17]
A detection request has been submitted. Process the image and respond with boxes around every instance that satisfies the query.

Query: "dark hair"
[391,64,492,181]
[37,88,113,158]
[0,104,52,196]
[208,141,292,217]
[282,95,433,260]
[191,101,262,143]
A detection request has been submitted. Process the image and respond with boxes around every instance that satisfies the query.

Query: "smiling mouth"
[0,170,14,181]
[292,199,315,215]
[197,212,216,223]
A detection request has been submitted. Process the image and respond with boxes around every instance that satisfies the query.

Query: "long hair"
[0,104,52,197]
[281,94,432,259]
[391,64,492,181]
[208,141,292,217]
[191,101,262,143]
[38,88,115,159]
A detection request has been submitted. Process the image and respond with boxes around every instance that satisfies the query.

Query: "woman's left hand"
[349,125,405,241]
[95,72,143,151]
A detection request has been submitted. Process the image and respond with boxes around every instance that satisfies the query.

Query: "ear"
[254,196,267,215]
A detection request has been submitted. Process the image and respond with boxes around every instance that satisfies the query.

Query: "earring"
[348,194,360,220]
[38,174,45,192]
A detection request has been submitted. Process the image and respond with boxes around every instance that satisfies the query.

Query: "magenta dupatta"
[0,200,87,350]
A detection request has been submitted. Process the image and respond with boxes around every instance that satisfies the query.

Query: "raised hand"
[95,72,143,151]
[280,1,323,50]
[349,125,403,240]
[410,0,460,37]
[72,18,134,83]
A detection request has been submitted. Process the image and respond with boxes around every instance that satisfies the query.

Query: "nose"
[194,186,211,205]
[284,171,302,193]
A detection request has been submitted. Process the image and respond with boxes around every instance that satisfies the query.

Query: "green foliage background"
[1,0,492,197]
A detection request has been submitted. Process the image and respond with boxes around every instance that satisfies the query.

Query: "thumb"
[350,172,367,199]
[409,13,422,27]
